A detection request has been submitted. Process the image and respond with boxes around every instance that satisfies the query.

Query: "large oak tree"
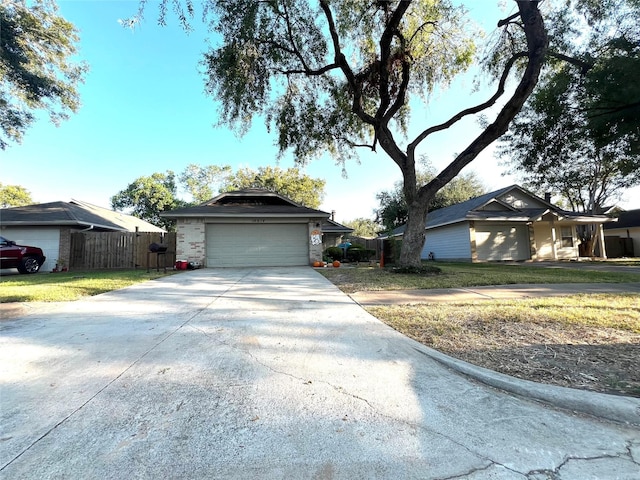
[133,0,549,267]
[499,0,640,213]
[0,0,87,149]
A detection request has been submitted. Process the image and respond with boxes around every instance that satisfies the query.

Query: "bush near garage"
[324,247,344,261]
[346,244,376,262]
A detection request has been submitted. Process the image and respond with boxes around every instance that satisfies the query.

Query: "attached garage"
[163,189,330,268]
[475,224,530,261]
[206,223,309,267]
[1,227,60,272]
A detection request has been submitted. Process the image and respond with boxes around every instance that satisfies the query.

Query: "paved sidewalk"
[350,282,640,305]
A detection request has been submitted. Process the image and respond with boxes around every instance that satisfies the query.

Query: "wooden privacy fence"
[69,232,176,270]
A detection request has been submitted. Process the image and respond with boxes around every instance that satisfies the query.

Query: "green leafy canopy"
[0,0,88,149]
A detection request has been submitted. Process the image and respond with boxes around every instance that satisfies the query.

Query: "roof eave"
[162,212,330,219]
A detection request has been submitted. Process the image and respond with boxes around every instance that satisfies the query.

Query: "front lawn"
[319,262,640,293]
[320,263,640,397]
[0,269,177,303]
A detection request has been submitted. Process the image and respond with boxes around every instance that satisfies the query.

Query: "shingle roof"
[383,185,614,238]
[604,209,640,229]
[162,189,330,218]
[321,218,354,234]
[0,200,165,232]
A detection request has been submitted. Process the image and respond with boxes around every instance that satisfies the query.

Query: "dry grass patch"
[369,294,640,397]
[320,263,640,293]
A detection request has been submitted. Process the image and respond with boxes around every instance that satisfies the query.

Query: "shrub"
[324,246,344,261]
[346,245,376,262]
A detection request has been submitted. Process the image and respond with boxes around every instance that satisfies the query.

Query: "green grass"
[320,262,640,293]
[0,269,178,303]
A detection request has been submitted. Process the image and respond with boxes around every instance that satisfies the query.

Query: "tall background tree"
[0,183,33,207]
[499,0,640,213]
[343,218,379,238]
[498,0,640,253]
[111,171,184,230]
[111,164,326,227]
[0,0,87,149]
[375,168,486,233]
[130,0,549,267]
[219,166,325,209]
[179,163,232,204]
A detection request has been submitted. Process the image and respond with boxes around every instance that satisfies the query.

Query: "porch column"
[469,221,478,262]
[527,223,536,260]
[550,220,558,260]
[597,223,607,259]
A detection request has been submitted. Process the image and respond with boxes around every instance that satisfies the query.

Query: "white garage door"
[1,227,60,272]
[206,223,309,267]
[475,224,530,261]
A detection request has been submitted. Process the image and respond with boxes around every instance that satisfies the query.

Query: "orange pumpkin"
[313,261,322,267]
[333,260,341,268]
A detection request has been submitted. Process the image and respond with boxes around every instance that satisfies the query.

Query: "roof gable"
[0,201,165,232]
[163,189,329,219]
[385,184,613,238]
[204,189,303,207]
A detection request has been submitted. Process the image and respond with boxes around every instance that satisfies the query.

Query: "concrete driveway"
[1,268,638,479]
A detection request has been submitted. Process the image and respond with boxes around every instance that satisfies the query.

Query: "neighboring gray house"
[1,199,164,272]
[386,185,614,262]
[604,208,640,257]
[162,189,350,267]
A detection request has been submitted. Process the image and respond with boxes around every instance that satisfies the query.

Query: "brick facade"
[176,218,206,264]
[58,228,71,267]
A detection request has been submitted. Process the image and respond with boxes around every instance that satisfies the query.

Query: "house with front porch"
[386,185,614,262]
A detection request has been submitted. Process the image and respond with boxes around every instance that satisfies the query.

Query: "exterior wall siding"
[498,191,546,209]
[421,222,472,261]
[176,218,206,264]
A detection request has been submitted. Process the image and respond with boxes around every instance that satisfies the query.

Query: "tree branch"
[497,12,520,28]
[408,52,528,154]
[546,51,593,75]
[418,0,548,201]
[377,1,412,119]
[319,0,375,125]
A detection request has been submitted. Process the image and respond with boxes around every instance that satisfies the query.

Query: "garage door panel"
[1,228,59,272]
[476,224,530,261]
[206,224,308,267]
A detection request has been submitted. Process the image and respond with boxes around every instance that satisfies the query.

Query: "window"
[560,227,574,248]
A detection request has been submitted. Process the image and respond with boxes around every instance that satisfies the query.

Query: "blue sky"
[3,1,638,223]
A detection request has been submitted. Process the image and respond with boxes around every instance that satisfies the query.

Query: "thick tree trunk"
[398,201,429,267]
[394,1,547,268]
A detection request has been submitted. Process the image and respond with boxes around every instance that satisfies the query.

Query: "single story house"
[385,185,615,262]
[604,208,639,257]
[161,189,351,267]
[1,199,164,272]
[321,216,355,250]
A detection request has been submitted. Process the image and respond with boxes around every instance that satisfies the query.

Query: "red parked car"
[0,236,46,274]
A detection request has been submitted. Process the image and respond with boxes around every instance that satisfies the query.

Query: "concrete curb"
[411,342,640,426]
